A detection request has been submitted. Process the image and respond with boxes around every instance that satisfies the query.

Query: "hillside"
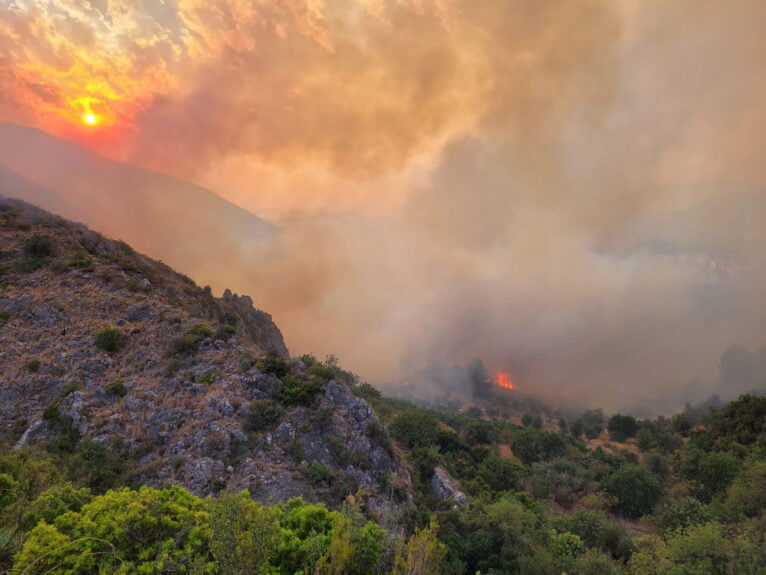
[0,197,411,519]
[0,123,276,290]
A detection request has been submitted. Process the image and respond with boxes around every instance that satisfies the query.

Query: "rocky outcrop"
[0,197,412,518]
[431,466,467,504]
[221,289,288,358]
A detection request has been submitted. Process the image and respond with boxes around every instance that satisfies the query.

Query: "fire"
[496,372,514,390]
[399,381,410,387]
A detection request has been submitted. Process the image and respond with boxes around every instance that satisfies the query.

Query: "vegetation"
[2,344,765,574]
[93,326,124,353]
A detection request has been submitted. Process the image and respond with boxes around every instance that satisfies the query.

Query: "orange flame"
[496,373,514,389]
[399,381,410,387]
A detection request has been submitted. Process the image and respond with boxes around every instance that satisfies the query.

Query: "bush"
[245,400,283,431]
[187,322,214,338]
[512,428,568,465]
[214,324,236,341]
[94,327,123,353]
[199,369,220,385]
[390,410,439,449]
[607,414,638,442]
[603,464,663,520]
[167,333,200,356]
[279,375,322,406]
[256,351,290,378]
[104,379,127,397]
[23,234,54,258]
[25,358,40,373]
[305,462,333,486]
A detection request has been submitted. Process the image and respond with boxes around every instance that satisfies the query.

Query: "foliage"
[256,350,290,378]
[721,459,766,519]
[607,413,638,442]
[576,409,605,439]
[278,375,323,406]
[390,410,440,450]
[208,491,280,574]
[245,399,283,432]
[602,464,663,520]
[94,326,124,353]
[23,234,55,258]
[200,368,221,384]
[679,448,740,503]
[105,379,128,397]
[14,485,211,574]
[511,427,568,465]
[25,357,40,372]
[467,358,492,398]
[394,517,445,575]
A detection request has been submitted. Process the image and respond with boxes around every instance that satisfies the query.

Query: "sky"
[2,0,766,410]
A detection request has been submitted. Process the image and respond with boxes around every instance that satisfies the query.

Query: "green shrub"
[607,414,638,442]
[305,462,333,486]
[214,324,237,341]
[199,369,220,385]
[94,327,123,353]
[278,375,323,406]
[25,358,40,373]
[603,464,663,520]
[187,323,214,338]
[105,379,127,397]
[287,441,305,464]
[167,333,200,356]
[245,400,283,432]
[390,410,439,450]
[167,323,214,357]
[163,358,182,377]
[68,250,94,270]
[256,351,290,378]
[23,234,54,258]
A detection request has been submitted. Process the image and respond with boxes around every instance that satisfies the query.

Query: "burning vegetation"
[497,372,514,390]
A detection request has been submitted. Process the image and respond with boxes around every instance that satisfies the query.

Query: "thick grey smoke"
[2,0,765,411]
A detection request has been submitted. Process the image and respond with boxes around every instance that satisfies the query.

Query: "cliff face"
[0,197,411,520]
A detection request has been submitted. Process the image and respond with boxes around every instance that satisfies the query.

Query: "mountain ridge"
[0,197,411,520]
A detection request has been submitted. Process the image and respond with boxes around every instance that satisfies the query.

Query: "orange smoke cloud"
[496,372,514,390]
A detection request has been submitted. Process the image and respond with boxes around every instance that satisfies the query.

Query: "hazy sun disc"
[83,113,97,125]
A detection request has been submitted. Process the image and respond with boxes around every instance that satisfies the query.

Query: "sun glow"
[83,113,97,125]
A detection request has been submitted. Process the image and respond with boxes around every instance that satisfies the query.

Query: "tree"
[607,414,638,442]
[14,486,210,574]
[578,409,605,440]
[512,428,567,465]
[680,448,740,503]
[602,465,662,520]
[390,410,439,449]
[208,491,280,575]
[467,358,492,398]
[394,517,446,575]
[722,460,766,519]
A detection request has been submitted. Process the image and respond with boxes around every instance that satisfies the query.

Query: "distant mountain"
[0,197,410,513]
[0,122,276,288]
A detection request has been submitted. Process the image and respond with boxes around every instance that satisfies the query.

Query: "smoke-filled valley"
[2,0,766,413]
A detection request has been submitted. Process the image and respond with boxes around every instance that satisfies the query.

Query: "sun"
[83,113,97,125]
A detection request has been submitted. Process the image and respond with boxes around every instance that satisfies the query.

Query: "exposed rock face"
[222,289,288,358]
[431,466,467,504]
[0,197,412,518]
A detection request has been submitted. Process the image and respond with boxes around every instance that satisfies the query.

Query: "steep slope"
[0,122,276,287]
[0,197,411,519]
